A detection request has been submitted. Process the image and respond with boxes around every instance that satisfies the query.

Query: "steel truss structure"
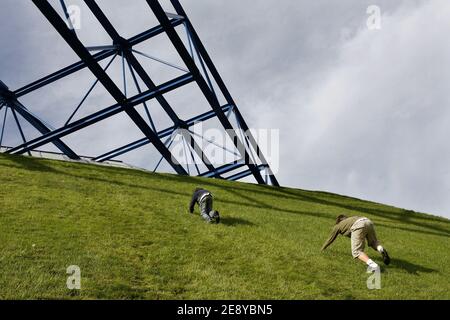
[0,0,279,186]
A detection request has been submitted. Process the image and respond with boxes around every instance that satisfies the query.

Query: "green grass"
[0,153,449,299]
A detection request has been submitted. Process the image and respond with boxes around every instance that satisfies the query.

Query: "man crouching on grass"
[189,187,220,224]
[321,215,390,272]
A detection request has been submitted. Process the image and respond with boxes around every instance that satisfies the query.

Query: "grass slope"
[0,153,449,299]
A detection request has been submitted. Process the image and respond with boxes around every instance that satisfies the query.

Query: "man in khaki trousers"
[321,215,391,272]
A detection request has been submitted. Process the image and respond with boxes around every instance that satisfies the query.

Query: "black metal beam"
[84,0,218,176]
[125,52,180,122]
[14,19,184,98]
[10,107,32,156]
[147,0,266,185]
[10,101,81,159]
[199,161,246,178]
[3,1,279,186]
[84,0,121,39]
[170,0,279,187]
[93,104,232,162]
[84,0,178,123]
[227,165,266,181]
[7,73,194,156]
[0,81,80,159]
[178,128,218,176]
[32,0,188,175]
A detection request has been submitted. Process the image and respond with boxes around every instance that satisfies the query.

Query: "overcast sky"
[1,0,449,218]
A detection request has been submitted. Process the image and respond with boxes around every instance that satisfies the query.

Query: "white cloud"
[262,1,450,216]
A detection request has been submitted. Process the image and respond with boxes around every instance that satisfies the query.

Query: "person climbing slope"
[189,187,220,224]
[321,215,390,272]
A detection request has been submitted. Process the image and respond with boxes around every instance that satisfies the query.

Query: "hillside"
[0,153,449,299]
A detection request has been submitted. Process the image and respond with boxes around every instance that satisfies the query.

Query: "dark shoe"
[381,249,391,265]
[209,211,220,224]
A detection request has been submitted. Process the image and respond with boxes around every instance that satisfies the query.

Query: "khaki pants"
[350,218,379,258]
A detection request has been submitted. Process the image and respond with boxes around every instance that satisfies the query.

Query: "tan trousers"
[350,218,380,258]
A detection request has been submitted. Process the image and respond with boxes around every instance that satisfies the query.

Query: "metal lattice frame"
[0,0,279,186]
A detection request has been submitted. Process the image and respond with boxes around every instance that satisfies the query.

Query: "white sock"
[366,259,378,268]
[377,245,384,253]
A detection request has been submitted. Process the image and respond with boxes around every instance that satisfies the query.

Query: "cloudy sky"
[1,0,449,218]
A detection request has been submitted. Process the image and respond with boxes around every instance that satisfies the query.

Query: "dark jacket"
[189,188,211,213]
